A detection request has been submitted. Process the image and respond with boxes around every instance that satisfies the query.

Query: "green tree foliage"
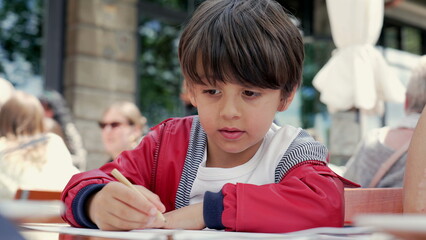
[138,19,184,125]
[300,42,333,129]
[0,0,43,77]
[144,0,188,10]
[137,0,205,125]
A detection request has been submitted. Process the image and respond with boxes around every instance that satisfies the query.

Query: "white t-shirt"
[189,123,300,204]
[0,133,80,199]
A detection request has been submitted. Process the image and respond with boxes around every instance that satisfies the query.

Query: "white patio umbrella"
[313,0,405,115]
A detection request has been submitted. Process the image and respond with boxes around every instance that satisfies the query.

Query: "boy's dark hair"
[178,0,304,96]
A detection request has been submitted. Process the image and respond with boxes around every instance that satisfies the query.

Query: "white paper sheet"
[21,223,377,240]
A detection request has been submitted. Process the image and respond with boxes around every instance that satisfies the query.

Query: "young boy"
[62,0,354,233]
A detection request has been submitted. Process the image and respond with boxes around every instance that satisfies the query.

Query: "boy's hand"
[88,181,166,230]
[163,203,205,230]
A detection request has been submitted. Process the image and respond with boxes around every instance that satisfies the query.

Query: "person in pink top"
[61,0,356,233]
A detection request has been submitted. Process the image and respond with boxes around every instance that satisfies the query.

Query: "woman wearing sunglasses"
[99,101,147,163]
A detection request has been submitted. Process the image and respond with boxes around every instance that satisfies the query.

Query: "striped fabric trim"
[274,129,328,182]
[175,117,207,209]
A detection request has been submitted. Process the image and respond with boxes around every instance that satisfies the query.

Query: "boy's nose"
[219,97,241,120]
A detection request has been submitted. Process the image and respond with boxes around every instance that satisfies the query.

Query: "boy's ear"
[277,87,297,112]
[188,89,198,107]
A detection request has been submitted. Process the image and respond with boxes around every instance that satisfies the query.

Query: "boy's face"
[188,76,295,166]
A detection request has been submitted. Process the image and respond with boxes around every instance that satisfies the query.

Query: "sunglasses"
[98,121,127,129]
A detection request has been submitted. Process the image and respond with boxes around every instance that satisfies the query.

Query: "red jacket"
[62,116,356,233]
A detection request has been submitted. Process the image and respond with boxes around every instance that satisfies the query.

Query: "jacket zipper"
[150,122,166,191]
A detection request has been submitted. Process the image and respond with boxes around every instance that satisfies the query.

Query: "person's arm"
[163,203,205,230]
[154,164,345,233]
[403,107,426,213]
[61,128,160,228]
[204,164,345,233]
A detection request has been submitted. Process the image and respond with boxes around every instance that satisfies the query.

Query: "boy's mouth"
[218,128,244,140]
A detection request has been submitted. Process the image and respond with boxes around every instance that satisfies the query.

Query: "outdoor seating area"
[1,0,426,239]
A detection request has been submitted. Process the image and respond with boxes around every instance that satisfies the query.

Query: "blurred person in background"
[99,101,148,163]
[0,77,14,110]
[344,56,426,188]
[0,91,79,199]
[38,89,87,170]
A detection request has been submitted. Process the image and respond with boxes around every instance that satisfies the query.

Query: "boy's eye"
[203,89,221,95]
[243,90,260,97]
